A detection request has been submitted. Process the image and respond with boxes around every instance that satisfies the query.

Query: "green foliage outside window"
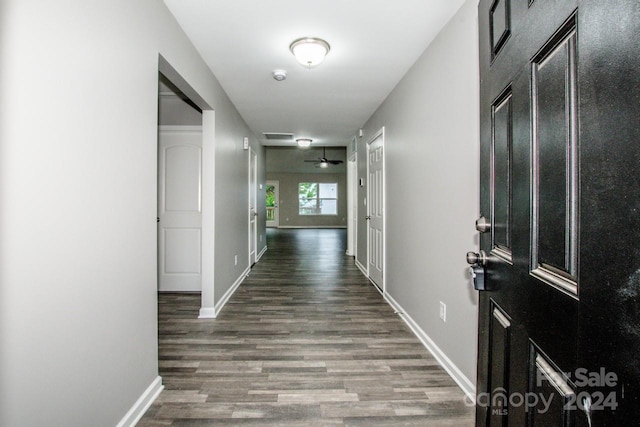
[266,185,276,207]
[298,182,337,215]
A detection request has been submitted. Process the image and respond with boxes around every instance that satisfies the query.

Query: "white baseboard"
[198,307,216,318]
[257,245,267,261]
[116,376,163,427]
[216,267,250,316]
[277,226,347,229]
[384,292,476,402]
[355,259,368,276]
[198,267,251,319]
[353,259,475,400]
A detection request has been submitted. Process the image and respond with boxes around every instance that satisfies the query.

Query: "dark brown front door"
[475,0,640,425]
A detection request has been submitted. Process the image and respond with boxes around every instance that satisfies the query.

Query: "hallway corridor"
[139,229,474,426]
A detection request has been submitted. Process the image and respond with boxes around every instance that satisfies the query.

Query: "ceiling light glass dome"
[289,37,330,68]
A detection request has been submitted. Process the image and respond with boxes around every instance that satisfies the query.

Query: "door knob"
[365,216,371,220]
[475,216,491,233]
[467,250,489,291]
[466,250,488,267]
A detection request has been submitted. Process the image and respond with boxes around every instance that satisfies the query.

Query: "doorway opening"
[157,73,203,293]
[266,180,279,228]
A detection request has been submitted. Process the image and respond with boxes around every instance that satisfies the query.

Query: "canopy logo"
[465,368,619,415]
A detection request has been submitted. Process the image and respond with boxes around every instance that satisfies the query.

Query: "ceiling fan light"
[290,37,330,68]
[319,161,329,168]
[296,138,312,148]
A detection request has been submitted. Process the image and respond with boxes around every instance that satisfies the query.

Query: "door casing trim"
[365,126,386,293]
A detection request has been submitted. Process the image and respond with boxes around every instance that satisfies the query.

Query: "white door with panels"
[367,130,384,291]
[249,148,257,265]
[347,154,357,256]
[158,126,202,292]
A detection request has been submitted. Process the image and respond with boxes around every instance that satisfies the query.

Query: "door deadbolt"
[475,216,491,233]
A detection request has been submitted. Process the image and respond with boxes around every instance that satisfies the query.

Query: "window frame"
[298,182,338,216]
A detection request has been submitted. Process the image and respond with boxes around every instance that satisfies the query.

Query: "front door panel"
[477,0,640,425]
[530,17,579,295]
[487,301,512,426]
[491,88,513,262]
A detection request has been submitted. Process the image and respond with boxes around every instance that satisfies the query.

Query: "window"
[299,182,338,215]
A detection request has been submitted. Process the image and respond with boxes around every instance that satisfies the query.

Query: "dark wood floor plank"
[139,228,473,426]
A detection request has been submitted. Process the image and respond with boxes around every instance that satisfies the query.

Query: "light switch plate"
[439,302,446,322]
[243,136,249,150]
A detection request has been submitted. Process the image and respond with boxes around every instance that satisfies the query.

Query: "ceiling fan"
[304,147,344,168]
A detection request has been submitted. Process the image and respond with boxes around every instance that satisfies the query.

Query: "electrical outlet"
[439,302,446,322]
[259,234,262,242]
[234,255,238,266]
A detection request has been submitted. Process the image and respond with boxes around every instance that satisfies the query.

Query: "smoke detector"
[272,70,287,81]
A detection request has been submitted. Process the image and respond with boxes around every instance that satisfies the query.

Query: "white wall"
[0,0,264,425]
[266,173,348,228]
[213,113,266,305]
[356,0,480,388]
[266,147,348,228]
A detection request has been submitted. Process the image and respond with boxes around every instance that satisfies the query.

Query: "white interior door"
[367,130,384,291]
[249,148,257,265]
[158,126,202,292]
[266,180,279,228]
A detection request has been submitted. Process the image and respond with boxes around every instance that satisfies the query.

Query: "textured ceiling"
[163,0,468,146]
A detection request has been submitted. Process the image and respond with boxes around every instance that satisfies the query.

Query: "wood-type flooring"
[139,228,474,426]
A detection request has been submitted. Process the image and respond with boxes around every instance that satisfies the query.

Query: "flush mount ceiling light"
[289,37,330,68]
[296,138,312,148]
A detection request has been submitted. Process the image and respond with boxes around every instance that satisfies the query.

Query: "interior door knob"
[466,250,488,267]
[475,216,491,233]
[365,216,371,220]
